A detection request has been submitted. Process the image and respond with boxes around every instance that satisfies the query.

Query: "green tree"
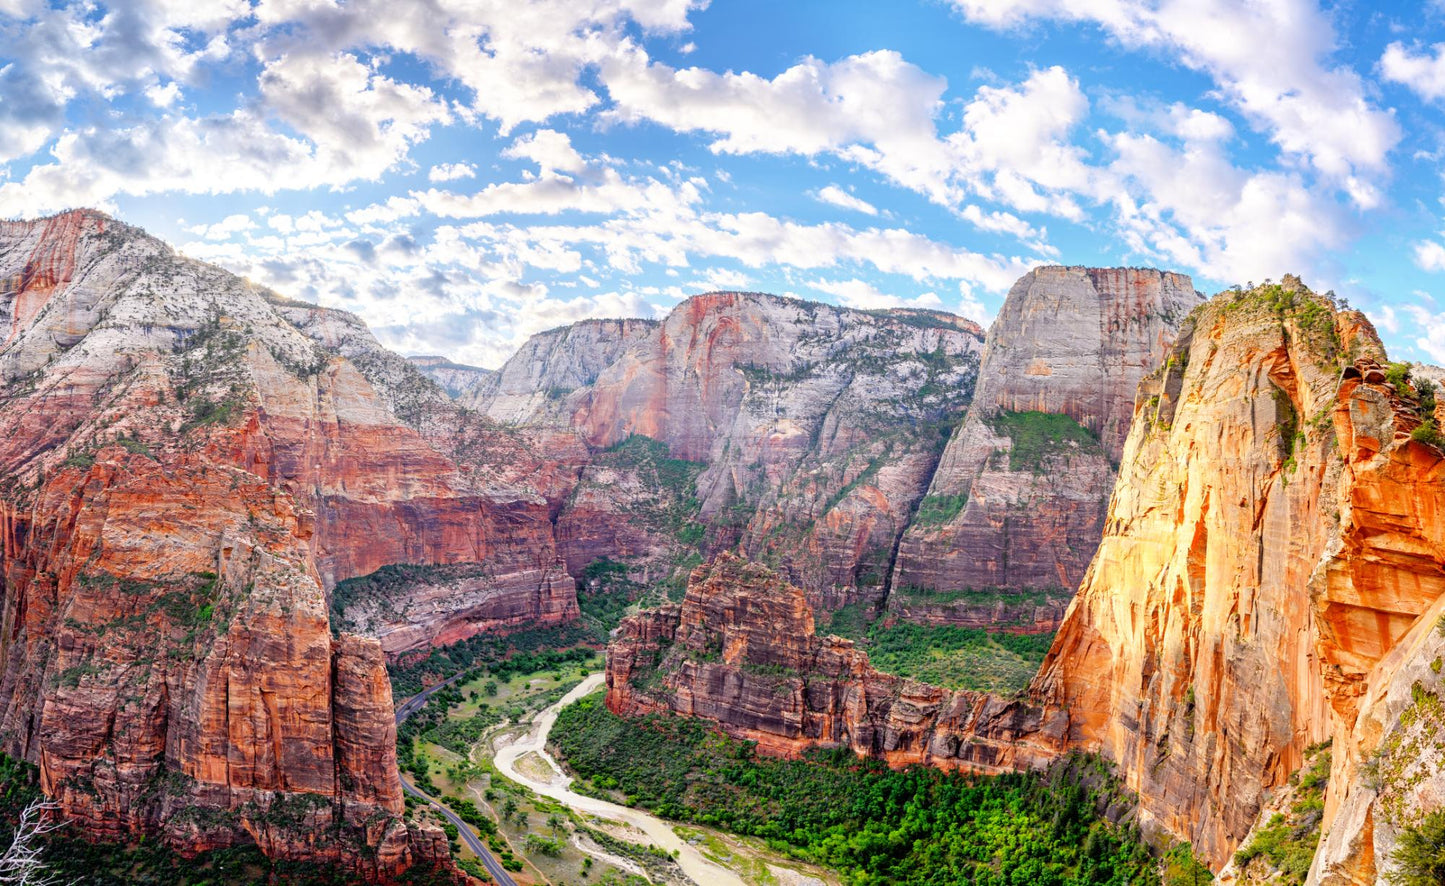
[1389,810,1445,886]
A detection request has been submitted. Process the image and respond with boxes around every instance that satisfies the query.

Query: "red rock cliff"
[606,553,1067,771]
[608,280,1445,882]
[0,211,485,879]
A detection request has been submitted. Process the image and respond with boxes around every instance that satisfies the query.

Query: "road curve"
[395,674,518,886]
[493,674,745,886]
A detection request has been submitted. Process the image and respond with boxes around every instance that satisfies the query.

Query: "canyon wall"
[474,292,988,611]
[890,267,1200,630]
[607,280,1445,880]
[606,553,1068,769]
[0,210,544,877]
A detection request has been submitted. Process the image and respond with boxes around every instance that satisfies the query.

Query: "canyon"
[606,278,1445,883]
[0,211,1159,877]
[6,207,1442,886]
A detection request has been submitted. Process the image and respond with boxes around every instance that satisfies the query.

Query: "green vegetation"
[577,558,642,635]
[388,621,599,698]
[1386,362,1414,398]
[1161,842,1214,886]
[594,435,707,542]
[1232,742,1331,884]
[1411,419,1445,449]
[61,450,96,470]
[913,492,969,527]
[1222,280,1343,366]
[1418,378,1438,414]
[990,411,1101,472]
[828,615,1053,693]
[552,696,1162,886]
[1388,809,1445,886]
[175,311,253,434]
[117,436,156,459]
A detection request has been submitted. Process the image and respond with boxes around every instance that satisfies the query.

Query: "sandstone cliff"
[468,292,987,611]
[606,553,1067,769]
[607,279,1445,883]
[0,210,542,878]
[408,354,496,400]
[890,267,1200,630]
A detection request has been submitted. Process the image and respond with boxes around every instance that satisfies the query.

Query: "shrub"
[1411,420,1445,449]
[990,411,1100,472]
[913,493,968,527]
[1386,362,1413,397]
[1389,810,1445,886]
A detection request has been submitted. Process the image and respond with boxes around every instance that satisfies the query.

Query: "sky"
[1,0,1444,368]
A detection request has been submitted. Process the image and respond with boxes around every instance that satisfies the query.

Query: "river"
[491,673,747,886]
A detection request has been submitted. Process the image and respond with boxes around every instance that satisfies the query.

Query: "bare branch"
[0,800,72,886]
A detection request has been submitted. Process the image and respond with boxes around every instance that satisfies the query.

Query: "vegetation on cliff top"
[823,606,1052,693]
[552,694,1178,886]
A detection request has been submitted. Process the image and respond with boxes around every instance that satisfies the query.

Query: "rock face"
[890,267,1200,629]
[408,354,496,399]
[464,318,658,421]
[1306,360,1445,886]
[473,292,987,610]
[609,280,1445,882]
[606,553,1068,769]
[1032,281,1369,865]
[0,210,534,878]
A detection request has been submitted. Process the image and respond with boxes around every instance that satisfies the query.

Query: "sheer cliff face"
[0,210,510,877]
[464,318,658,421]
[407,355,496,400]
[890,267,1201,627]
[1031,283,1405,869]
[474,292,987,610]
[607,281,1445,881]
[1308,363,1445,886]
[606,554,1068,769]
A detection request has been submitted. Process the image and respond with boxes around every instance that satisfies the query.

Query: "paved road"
[396,674,517,886]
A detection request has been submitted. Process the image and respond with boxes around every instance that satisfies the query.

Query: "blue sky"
[2,0,1444,367]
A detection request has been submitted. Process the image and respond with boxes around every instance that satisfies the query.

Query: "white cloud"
[428,162,476,182]
[1102,129,1345,284]
[187,213,255,240]
[414,167,705,219]
[949,0,1399,188]
[699,267,750,290]
[1370,304,1399,336]
[808,277,945,310]
[258,51,449,173]
[503,129,588,174]
[814,185,878,215]
[1416,239,1445,273]
[0,48,451,216]
[604,48,947,157]
[1382,42,1445,102]
[1406,303,1445,364]
[145,81,182,107]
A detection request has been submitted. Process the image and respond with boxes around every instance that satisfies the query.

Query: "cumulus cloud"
[807,277,945,310]
[1382,42,1445,102]
[1417,239,1445,273]
[948,0,1399,187]
[504,129,588,174]
[1101,129,1345,284]
[814,185,878,215]
[426,163,473,183]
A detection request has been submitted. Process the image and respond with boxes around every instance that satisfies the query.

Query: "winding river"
[491,673,746,886]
